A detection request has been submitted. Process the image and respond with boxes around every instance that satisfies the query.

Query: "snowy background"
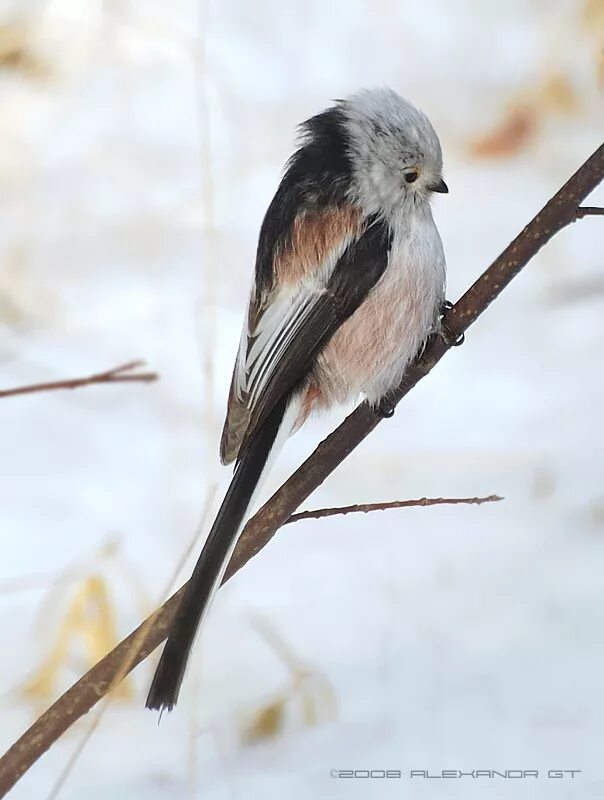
[0,0,603,797]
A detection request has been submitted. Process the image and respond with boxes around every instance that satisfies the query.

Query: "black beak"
[430,178,449,194]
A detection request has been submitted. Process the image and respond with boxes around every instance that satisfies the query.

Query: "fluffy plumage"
[147,87,448,713]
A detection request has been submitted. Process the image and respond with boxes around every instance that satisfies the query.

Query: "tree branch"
[0,141,602,797]
[576,205,604,218]
[0,361,158,399]
[285,494,503,524]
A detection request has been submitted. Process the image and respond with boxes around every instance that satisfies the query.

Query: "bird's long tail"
[146,392,299,712]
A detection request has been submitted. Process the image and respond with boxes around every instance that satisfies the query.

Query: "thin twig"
[285,495,503,524]
[0,361,158,399]
[576,206,604,218]
[0,142,602,798]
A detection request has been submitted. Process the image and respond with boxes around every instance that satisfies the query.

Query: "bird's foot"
[377,399,396,418]
[439,300,465,347]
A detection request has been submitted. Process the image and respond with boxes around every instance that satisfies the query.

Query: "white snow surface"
[0,0,603,797]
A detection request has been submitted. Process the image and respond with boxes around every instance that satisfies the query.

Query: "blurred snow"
[0,0,603,797]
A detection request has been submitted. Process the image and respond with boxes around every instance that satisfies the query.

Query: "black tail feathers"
[145,395,289,713]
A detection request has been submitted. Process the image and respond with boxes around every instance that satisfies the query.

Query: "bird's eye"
[404,170,419,184]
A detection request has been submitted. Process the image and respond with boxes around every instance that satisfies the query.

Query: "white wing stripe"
[248,291,316,406]
[231,230,357,416]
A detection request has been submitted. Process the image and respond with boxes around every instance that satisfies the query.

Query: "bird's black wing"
[239,215,393,457]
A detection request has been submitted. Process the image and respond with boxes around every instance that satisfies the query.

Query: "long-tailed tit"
[147,87,449,712]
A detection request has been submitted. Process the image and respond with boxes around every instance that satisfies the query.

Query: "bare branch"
[576,205,604,218]
[0,142,602,797]
[0,361,158,400]
[285,495,503,524]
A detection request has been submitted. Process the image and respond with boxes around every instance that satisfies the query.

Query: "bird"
[146,87,449,712]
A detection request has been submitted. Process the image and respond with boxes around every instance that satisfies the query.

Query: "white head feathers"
[339,88,446,214]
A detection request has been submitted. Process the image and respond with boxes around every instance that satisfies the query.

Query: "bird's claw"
[377,400,396,419]
[441,327,465,347]
[439,300,465,347]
